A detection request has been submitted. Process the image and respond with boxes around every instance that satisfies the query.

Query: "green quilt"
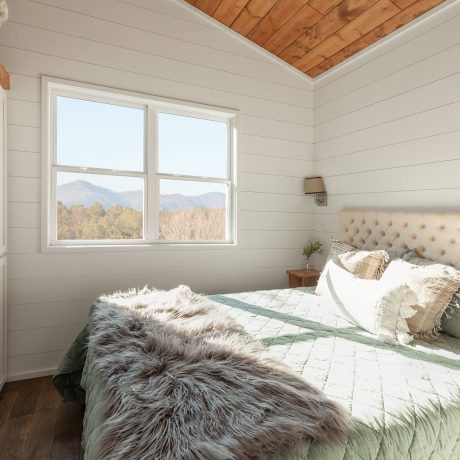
[53,325,88,405]
[55,287,460,459]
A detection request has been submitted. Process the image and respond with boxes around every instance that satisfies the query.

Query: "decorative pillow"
[327,240,388,280]
[380,259,460,341]
[402,251,460,339]
[316,260,417,344]
[326,240,355,259]
[441,306,460,339]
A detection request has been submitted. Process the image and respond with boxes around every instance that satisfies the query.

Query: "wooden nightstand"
[287,269,321,288]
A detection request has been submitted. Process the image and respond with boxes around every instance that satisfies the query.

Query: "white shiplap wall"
[313,1,460,266]
[0,0,315,379]
[2,0,456,380]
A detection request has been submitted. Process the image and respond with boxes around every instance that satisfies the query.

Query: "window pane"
[159,180,227,241]
[56,96,144,171]
[57,172,144,240]
[158,113,228,178]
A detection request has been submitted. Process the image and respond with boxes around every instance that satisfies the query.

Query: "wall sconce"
[304,177,327,206]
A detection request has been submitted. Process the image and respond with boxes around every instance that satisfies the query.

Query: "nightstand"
[287,269,321,288]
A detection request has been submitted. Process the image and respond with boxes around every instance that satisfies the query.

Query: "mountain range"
[57,180,226,211]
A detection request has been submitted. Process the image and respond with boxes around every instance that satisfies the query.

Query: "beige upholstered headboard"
[339,209,460,268]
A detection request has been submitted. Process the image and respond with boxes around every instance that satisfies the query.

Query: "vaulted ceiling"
[186,0,445,77]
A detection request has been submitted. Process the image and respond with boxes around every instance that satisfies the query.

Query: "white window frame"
[42,77,238,252]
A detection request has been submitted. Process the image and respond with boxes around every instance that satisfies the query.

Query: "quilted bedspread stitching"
[210,288,460,460]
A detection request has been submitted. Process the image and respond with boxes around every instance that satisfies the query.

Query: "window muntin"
[45,80,235,248]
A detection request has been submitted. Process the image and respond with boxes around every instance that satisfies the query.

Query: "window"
[43,78,236,248]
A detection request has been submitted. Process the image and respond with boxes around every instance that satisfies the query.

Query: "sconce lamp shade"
[304,177,326,195]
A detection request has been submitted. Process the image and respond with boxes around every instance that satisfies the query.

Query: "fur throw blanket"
[88,286,350,459]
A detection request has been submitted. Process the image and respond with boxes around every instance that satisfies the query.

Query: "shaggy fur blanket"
[88,286,350,459]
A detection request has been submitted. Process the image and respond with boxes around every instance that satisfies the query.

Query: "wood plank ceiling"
[186,0,445,77]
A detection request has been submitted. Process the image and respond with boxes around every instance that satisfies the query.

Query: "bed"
[55,210,460,459]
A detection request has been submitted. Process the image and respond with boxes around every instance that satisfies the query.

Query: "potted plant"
[302,241,323,271]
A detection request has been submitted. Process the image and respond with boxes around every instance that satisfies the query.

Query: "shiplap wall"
[1,0,455,380]
[312,1,460,266]
[0,0,314,379]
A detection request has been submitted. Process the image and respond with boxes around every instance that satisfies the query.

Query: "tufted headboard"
[339,209,460,268]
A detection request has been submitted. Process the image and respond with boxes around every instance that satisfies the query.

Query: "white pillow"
[316,260,417,344]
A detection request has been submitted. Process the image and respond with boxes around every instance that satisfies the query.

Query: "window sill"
[42,241,237,254]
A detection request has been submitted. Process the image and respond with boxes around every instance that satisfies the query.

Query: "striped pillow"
[327,240,388,280]
[380,259,460,341]
[401,251,460,339]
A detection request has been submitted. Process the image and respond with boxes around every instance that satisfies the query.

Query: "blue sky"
[158,112,227,179]
[56,96,227,195]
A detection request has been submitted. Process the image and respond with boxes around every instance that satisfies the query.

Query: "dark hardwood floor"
[0,376,84,459]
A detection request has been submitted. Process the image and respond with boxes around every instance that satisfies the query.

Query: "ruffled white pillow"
[316,260,417,344]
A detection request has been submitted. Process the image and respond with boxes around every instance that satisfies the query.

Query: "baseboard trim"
[6,367,57,383]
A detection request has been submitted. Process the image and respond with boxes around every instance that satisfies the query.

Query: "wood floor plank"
[50,401,84,460]
[2,379,30,394]
[23,387,63,459]
[9,381,41,419]
[3,376,49,395]
[0,414,34,459]
[0,376,84,460]
[40,375,56,391]
[0,391,18,439]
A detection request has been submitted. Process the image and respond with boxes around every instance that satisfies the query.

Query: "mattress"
[79,287,460,459]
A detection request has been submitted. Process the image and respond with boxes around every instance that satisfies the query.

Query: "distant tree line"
[58,201,143,240]
[159,207,225,241]
[57,201,225,241]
